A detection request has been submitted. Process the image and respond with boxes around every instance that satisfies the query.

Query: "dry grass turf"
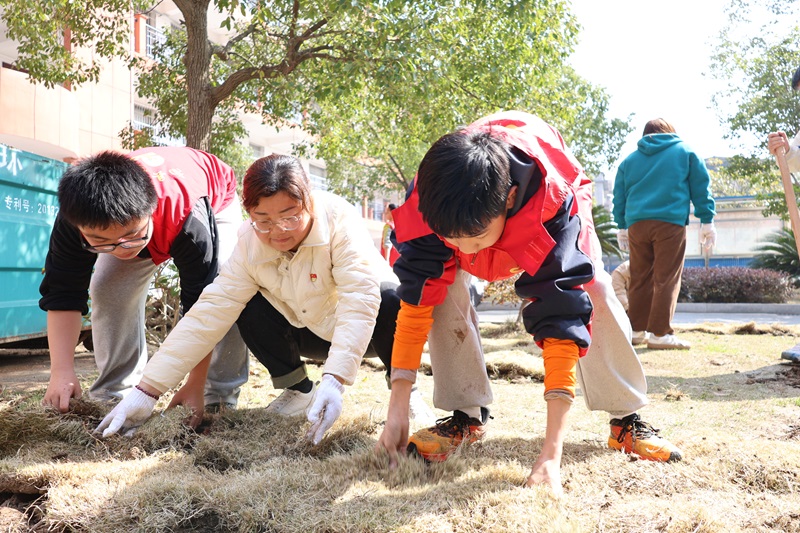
[1,321,800,532]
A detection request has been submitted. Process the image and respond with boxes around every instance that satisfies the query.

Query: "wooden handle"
[776,146,800,256]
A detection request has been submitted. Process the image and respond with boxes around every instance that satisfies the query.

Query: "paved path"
[477,305,800,326]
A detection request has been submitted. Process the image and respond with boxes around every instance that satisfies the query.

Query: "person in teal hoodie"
[612,118,716,350]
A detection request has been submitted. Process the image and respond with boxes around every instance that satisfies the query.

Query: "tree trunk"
[175,0,214,151]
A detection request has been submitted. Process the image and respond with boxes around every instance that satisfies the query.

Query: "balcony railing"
[145,24,166,59]
[132,119,185,147]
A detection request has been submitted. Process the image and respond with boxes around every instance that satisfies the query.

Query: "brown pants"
[627,220,686,336]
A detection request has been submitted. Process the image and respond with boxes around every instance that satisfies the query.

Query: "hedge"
[678,267,792,304]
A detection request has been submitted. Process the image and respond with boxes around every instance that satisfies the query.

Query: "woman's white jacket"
[141,190,398,392]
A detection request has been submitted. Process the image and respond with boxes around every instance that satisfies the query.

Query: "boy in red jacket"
[375,111,681,494]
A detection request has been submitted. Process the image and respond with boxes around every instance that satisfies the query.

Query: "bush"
[678,267,792,304]
[749,228,800,287]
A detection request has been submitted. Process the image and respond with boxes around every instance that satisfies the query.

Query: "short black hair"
[58,151,158,228]
[416,130,511,238]
[792,65,800,91]
[387,203,397,211]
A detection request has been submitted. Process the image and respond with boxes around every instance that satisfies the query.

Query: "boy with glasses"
[39,147,248,422]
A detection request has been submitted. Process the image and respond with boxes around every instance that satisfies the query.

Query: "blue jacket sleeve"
[516,194,595,348]
[612,163,627,229]
[687,151,716,224]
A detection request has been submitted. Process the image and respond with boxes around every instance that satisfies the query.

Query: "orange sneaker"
[407,409,488,462]
[609,414,683,462]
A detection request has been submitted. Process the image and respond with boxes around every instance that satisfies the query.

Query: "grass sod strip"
[0,321,798,532]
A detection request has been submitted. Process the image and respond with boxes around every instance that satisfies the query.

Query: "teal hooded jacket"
[612,133,715,229]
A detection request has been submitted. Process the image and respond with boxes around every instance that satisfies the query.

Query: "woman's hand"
[95,387,159,437]
[306,374,345,445]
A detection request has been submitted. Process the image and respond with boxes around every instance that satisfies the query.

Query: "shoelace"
[431,412,479,437]
[616,417,661,443]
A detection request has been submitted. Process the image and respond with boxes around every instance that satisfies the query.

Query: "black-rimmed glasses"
[80,220,151,253]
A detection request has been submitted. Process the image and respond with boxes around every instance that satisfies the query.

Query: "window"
[370,199,384,221]
[134,104,154,131]
[308,164,327,191]
[133,104,185,147]
[250,144,264,160]
[145,15,166,59]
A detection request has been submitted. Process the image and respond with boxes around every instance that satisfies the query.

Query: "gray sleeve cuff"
[390,368,417,385]
[543,389,574,404]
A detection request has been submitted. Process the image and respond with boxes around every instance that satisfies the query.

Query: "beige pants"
[428,267,648,418]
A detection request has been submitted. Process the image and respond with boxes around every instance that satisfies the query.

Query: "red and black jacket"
[391,111,598,352]
[39,147,237,316]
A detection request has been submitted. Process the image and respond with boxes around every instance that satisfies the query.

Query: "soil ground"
[1,345,97,395]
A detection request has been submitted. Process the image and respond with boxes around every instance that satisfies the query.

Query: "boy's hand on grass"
[95,387,158,438]
[375,407,409,470]
[306,374,345,445]
[168,382,205,429]
[524,456,563,497]
[43,371,82,413]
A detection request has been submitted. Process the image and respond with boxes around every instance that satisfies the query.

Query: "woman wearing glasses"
[40,147,249,421]
[97,154,427,444]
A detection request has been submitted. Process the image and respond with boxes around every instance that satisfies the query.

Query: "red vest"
[129,147,237,265]
[393,111,599,305]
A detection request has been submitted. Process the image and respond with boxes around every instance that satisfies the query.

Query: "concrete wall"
[685,203,784,265]
[0,67,80,160]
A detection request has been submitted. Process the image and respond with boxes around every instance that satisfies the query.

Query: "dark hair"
[387,203,397,211]
[57,151,158,228]
[242,154,312,212]
[792,65,800,91]
[642,118,676,136]
[416,130,511,238]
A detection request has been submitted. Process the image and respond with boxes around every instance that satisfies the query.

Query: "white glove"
[700,222,716,250]
[95,387,158,438]
[306,374,345,445]
[617,228,629,252]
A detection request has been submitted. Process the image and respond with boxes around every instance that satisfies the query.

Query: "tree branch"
[212,22,259,60]
[440,71,502,108]
[211,65,284,104]
[289,0,299,40]
[298,18,329,41]
[363,121,410,189]
[211,11,351,106]
[387,153,409,189]
[212,40,356,103]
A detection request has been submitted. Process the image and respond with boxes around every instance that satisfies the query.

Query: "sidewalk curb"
[482,302,800,315]
[480,301,800,317]
[676,303,800,315]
